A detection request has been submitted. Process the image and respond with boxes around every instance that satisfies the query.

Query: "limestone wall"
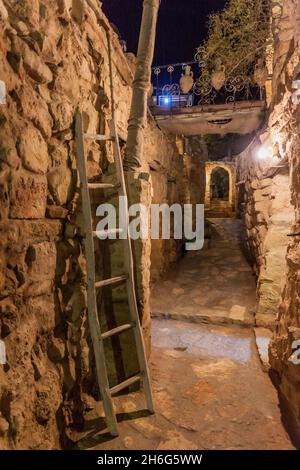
[236,144,293,327]
[146,117,184,283]
[185,136,207,209]
[267,0,300,433]
[237,0,300,431]
[0,0,184,449]
[150,135,208,282]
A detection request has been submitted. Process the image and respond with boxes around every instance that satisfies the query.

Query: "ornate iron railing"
[150,47,267,110]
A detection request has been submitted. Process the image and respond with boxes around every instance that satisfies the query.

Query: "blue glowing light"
[158,95,172,107]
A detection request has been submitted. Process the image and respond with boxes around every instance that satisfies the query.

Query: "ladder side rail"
[75,110,119,436]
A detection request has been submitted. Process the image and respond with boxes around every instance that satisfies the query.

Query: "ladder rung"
[88,183,117,190]
[84,133,115,142]
[93,228,124,238]
[110,374,142,396]
[101,322,135,340]
[95,274,128,289]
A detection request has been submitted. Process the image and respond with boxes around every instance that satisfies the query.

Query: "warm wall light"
[256,141,282,161]
[257,145,272,160]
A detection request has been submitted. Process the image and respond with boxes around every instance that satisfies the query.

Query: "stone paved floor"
[151,219,257,326]
[76,319,294,450]
[73,219,294,450]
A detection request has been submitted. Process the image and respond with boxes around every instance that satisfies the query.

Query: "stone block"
[10,220,63,245]
[72,0,86,24]
[14,38,53,84]
[49,98,74,132]
[256,224,267,241]
[17,124,49,174]
[15,21,30,36]
[254,200,270,214]
[47,337,65,363]
[47,164,73,205]
[18,86,53,139]
[250,179,261,190]
[25,242,57,282]
[10,0,40,28]
[10,171,47,219]
[57,0,71,19]
[46,205,68,219]
[257,281,281,318]
[260,178,273,189]
[253,189,267,203]
[270,211,293,225]
[286,244,300,270]
[48,139,69,170]
[244,213,252,230]
[256,213,267,224]
[81,104,99,134]
[0,1,8,23]
[0,145,21,169]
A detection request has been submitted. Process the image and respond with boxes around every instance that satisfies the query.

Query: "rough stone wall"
[267,0,300,433]
[184,137,207,209]
[0,0,183,449]
[149,134,207,283]
[237,146,293,327]
[237,0,300,431]
[148,124,184,283]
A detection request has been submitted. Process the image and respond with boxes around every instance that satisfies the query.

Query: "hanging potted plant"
[180,65,194,94]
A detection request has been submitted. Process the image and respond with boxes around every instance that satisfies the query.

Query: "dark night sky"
[102,0,227,66]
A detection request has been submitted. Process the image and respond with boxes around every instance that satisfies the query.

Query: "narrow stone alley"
[1,0,300,454]
[73,219,294,451]
[151,219,256,327]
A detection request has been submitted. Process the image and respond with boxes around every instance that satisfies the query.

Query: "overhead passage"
[151,101,265,135]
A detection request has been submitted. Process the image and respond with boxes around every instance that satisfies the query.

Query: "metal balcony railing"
[150,52,267,111]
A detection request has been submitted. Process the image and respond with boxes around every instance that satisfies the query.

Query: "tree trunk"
[124,0,160,172]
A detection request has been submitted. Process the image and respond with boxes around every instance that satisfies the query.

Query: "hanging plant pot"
[180,65,194,94]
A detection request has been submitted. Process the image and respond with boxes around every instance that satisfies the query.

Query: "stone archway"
[205,162,237,216]
[210,167,230,201]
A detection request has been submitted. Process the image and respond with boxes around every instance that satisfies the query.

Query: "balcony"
[149,59,267,135]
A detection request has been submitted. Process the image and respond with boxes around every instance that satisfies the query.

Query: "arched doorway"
[205,162,236,217]
[210,167,230,201]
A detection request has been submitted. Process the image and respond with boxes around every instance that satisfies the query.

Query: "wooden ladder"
[74,32,154,437]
